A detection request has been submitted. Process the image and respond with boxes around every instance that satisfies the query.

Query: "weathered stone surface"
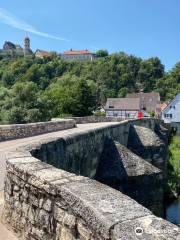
[59,179,152,239]
[127,125,168,172]
[54,205,65,222]
[77,220,92,240]
[0,119,76,141]
[30,122,130,178]
[63,212,76,229]
[116,143,161,176]
[60,227,76,240]
[111,215,180,240]
[2,118,179,240]
[94,140,164,216]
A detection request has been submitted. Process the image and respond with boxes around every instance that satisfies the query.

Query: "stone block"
[13,185,20,192]
[60,226,76,240]
[59,179,151,239]
[63,212,76,229]
[28,206,37,225]
[4,177,13,196]
[22,202,30,218]
[54,204,66,222]
[14,200,22,214]
[77,220,91,240]
[29,193,39,207]
[42,198,52,212]
[31,226,49,240]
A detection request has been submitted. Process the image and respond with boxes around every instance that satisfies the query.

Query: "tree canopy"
[0,53,179,123]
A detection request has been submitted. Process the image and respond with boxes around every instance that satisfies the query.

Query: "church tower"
[23,37,32,55]
[24,36,30,50]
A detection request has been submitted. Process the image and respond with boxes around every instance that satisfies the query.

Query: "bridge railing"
[0,119,76,142]
[2,149,179,240]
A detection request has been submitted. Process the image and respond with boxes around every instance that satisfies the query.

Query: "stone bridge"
[0,117,179,239]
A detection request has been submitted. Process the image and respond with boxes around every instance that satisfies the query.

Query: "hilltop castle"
[0,37,96,60]
[0,37,33,57]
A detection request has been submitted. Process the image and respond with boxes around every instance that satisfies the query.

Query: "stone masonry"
[1,118,180,239]
[2,152,180,240]
[0,119,76,142]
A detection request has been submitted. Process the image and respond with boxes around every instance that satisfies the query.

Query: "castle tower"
[23,36,32,55]
[24,37,30,50]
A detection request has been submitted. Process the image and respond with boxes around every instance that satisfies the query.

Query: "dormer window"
[109,106,114,108]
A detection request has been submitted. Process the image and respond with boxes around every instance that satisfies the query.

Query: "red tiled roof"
[63,50,93,55]
[160,102,168,111]
[36,50,50,57]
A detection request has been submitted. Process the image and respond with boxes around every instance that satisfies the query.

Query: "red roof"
[160,102,168,111]
[63,49,93,55]
[36,50,50,57]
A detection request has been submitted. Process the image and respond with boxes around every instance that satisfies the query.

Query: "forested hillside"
[0,52,180,124]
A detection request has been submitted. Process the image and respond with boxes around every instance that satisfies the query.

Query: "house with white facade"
[162,93,180,133]
[105,98,141,118]
[62,49,96,61]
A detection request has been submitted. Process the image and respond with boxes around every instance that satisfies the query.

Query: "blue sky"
[0,0,180,70]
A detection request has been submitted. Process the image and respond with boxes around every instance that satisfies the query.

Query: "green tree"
[96,49,109,58]
[138,57,164,91]
[45,75,96,117]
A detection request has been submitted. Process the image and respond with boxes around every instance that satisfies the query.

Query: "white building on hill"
[162,93,180,123]
[162,93,180,134]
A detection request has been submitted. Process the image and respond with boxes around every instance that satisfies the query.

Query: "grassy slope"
[169,136,180,176]
[168,136,180,195]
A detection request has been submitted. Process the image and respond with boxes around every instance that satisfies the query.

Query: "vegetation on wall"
[0,52,180,123]
[167,135,180,197]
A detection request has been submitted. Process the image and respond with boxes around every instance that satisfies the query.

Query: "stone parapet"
[2,118,179,239]
[0,119,76,142]
[52,116,125,124]
[3,152,180,240]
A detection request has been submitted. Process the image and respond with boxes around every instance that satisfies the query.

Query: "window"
[109,106,114,108]
[170,105,176,109]
[164,114,173,118]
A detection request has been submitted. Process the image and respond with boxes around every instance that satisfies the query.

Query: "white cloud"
[0,8,69,41]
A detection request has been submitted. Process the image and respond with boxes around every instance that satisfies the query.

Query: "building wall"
[106,110,138,118]
[63,54,95,61]
[0,49,24,57]
[162,94,180,123]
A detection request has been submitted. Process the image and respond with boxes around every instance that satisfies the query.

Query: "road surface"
[0,122,119,191]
